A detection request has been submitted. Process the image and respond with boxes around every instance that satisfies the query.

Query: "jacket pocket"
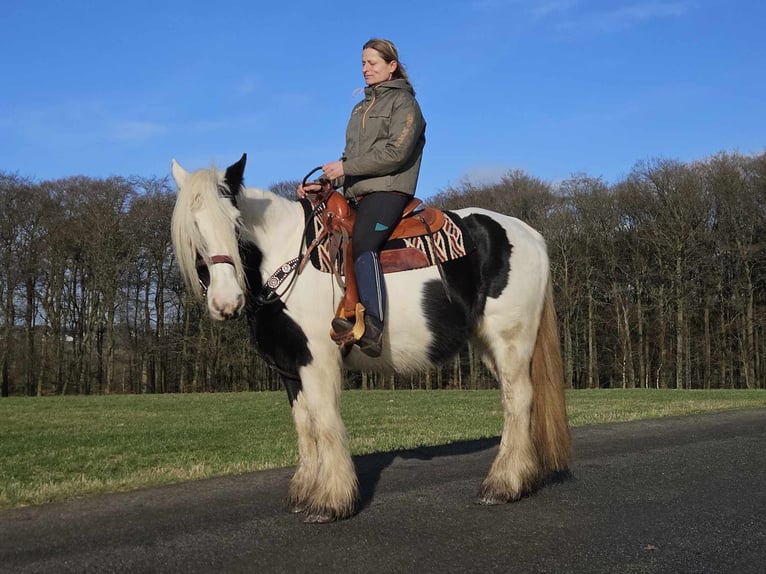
[364,109,390,139]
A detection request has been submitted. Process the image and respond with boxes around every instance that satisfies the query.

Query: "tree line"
[1,151,764,396]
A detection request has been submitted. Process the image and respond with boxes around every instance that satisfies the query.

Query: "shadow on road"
[352,436,501,510]
[352,435,574,511]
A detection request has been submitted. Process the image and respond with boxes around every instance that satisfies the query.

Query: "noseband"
[196,255,236,296]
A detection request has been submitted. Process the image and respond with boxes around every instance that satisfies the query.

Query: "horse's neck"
[239,187,304,258]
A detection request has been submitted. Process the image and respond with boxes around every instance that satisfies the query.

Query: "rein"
[211,169,335,313]
[249,194,330,311]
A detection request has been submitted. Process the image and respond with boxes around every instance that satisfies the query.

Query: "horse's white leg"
[287,394,319,514]
[292,351,358,522]
[475,322,542,504]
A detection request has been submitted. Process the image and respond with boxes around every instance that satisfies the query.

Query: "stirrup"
[329,304,366,346]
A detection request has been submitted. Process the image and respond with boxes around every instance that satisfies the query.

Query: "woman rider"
[299,38,426,357]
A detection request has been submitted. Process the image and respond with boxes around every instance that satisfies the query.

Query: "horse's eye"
[197,265,210,287]
[195,254,211,287]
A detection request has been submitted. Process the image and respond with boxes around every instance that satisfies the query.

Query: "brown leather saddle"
[301,190,450,345]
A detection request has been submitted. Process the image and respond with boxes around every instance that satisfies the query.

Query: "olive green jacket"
[340,79,426,198]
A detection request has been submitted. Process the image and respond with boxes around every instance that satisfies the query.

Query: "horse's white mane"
[171,166,246,299]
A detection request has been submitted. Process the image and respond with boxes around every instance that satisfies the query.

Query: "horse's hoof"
[477,494,521,506]
[477,486,521,506]
[303,512,337,524]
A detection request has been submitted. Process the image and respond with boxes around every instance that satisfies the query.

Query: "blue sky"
[2,0,764,197]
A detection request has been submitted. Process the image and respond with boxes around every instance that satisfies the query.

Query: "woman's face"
[362,48,397,86]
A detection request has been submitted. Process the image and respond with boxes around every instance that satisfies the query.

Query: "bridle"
[195,254,235,297]
[195,167,332,307]
[192,229,303,310]
[246,167,334,310]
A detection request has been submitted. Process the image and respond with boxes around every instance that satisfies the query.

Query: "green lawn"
[1,389,764,510]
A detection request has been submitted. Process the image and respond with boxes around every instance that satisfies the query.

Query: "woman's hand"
[322,161,344,180]
[297,161,342,197]
[297,182,323,198]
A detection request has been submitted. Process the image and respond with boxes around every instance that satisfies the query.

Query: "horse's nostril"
[211,297,243,320]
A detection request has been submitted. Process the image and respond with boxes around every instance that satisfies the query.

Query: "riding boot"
[354,251,386,357]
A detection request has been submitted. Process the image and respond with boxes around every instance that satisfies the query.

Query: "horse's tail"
[530,277,572,475]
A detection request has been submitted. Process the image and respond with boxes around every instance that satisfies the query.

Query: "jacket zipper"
[361,91,377,130]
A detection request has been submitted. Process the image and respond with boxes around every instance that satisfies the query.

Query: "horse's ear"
[224,153,247,196]
[171,159,189,187]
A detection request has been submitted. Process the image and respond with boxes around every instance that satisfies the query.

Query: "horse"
[170,153,571,523]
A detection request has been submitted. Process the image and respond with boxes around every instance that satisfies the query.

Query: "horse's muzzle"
[209,293,245,321]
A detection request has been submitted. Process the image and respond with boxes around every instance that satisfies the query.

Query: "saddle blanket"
[305,209,472,275]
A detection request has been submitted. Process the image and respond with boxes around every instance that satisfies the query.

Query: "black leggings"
[351,191,411,259]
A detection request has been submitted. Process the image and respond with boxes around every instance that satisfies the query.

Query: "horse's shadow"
[352,436,501,510]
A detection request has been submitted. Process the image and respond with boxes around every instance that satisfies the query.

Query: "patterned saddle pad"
[301,200,472,275]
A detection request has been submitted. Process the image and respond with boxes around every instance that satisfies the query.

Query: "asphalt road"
[1,408,764,574]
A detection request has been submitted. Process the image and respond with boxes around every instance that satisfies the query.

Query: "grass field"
[1,388,764,510]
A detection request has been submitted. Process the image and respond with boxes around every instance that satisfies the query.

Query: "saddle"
[300,190,471,349]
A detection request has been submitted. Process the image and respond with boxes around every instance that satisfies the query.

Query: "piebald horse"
[171,154,571,523]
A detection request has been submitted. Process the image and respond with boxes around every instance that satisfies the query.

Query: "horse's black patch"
[422,276,474,364]
[222,153,247,209]
[281,376,302,406]
[240,240,312,406]
[459,213,512,299]
[422,212,512,363]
